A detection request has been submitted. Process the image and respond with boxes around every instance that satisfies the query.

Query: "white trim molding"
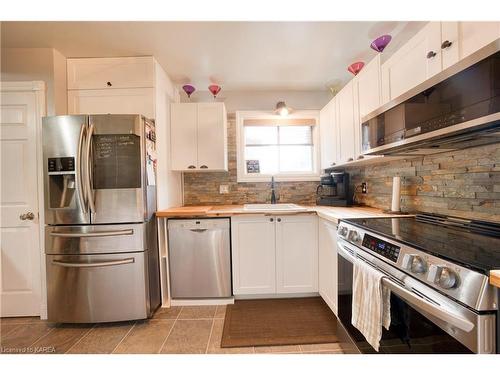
[235,110,321,183]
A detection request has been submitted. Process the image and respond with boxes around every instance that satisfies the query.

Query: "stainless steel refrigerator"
[42,114,160,323]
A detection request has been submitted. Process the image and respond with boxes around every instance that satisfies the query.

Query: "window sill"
[237,174,321,183]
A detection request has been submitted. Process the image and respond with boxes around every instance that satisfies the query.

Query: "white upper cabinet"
[381,22,442,103]
[170,102,228,171]
[170,103,198,170]
[67,88,155,118]
[356,54,382,121]
[275,215,318,294]
[67,57,155,90]
[336,80,359,163]
[196,103,228,171]
[319,97,338,170]
[442,21,500,63]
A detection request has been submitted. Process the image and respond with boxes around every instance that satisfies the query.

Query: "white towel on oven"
[351,258,391,352]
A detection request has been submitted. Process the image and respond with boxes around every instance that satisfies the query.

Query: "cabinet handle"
[277,218,281,222]
[270,218,274,222]
[106,81,112,87]
[200,165,208,169]
[330,162,336,166]
[426,51,437,59]
[357,155,364,160]
[441,40,453,49]
[347,157,354,162]
[187,165,196,169]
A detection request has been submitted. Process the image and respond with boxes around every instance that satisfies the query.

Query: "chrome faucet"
[270,176,278,204]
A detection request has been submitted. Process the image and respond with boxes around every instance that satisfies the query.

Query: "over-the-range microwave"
[362,39,500,156]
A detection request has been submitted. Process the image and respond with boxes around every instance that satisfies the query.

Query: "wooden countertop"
[156,204,411,223]
[490,270,500,288]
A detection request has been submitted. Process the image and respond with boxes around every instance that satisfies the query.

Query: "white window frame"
[236,110,321,182]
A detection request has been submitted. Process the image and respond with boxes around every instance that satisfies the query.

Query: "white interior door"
[0,83,44,317]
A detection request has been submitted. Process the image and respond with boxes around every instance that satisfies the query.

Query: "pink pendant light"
[348,61,365,76]
[182,84,196,98]
[208,84,222,99]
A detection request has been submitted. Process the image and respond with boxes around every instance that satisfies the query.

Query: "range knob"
[338,226,348,237]
[427,265,459,289]
[348,230,361,242]
[402,254,427,274]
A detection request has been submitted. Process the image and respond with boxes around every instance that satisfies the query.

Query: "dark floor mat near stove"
[221,297,339,348]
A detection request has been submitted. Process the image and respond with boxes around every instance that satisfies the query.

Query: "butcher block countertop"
[156,204,412,224]
[490,271,500,288]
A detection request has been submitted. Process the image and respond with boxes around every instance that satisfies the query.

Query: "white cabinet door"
[458,22,500,59]
[275,215,318,294]
[67,88,155,118]
[381,22,442,103]
[0,87,42,317]
[231,216,276,295]
[170,103,198,170]
[318,219,338,315]
[336,81,358,163]
[356,55,382,121]
[67,57,155,90]
[319,98,338,170]
[197,103,228,171]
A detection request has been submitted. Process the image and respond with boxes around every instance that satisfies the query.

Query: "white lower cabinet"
[231,216,277,295]
[318,218,338,315]
[275,215,318,294]
[231,214,318,296]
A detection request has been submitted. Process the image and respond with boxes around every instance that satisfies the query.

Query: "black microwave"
[362,41,500,156]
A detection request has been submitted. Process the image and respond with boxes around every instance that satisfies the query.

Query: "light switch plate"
[219,185,229,194]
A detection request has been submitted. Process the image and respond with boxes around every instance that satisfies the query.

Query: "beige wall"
[1,48,67,115]
[181,89,331,113]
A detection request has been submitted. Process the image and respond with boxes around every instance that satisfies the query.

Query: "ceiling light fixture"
[208,84,222,99]
[182,84,196,98]
[347,61,365,76]
[275,101,291,117]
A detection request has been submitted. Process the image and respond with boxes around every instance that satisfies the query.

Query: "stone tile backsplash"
[183,119,500,222]
[346,143,500,222]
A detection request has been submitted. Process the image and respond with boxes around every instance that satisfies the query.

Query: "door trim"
[1,81,47,318]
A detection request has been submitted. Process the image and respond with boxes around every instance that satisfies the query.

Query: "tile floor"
[0,305,344,354]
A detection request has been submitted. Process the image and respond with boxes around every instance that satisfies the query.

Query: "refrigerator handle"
[76,123,88,213]
[84,123,97,214]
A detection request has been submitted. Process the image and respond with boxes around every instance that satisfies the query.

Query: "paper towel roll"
[391,176,401,212]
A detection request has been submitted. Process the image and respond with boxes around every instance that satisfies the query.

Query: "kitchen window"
[236,111,320,182]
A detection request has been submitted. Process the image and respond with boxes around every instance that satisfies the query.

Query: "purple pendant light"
[182,84,196,98]
[370,34,392,53]
[208,84,221,99]
[348,61,365,76]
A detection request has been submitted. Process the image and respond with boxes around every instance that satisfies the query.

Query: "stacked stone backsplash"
[346,143,500,222]
[183,119,318,205]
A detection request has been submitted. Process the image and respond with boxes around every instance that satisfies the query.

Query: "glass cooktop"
[343,215,500,274]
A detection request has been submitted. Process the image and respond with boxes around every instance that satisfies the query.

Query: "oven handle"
[52,258,134,268]
[337,242,475,333]
[50,229,134,238]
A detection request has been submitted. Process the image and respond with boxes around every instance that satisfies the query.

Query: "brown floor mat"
[221,297,338,348]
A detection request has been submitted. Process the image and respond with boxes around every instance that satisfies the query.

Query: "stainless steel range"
[336,213,499,354]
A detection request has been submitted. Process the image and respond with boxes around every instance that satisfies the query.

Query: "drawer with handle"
[45,223,147,255]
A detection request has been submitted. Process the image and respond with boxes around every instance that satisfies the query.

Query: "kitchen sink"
[243,203,308,212]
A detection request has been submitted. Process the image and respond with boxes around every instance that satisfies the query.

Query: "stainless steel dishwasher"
[167,218,231,298]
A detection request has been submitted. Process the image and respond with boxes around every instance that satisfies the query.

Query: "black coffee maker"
[316,172,351,206]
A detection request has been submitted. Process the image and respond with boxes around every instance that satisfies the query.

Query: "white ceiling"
[1,21,424,91]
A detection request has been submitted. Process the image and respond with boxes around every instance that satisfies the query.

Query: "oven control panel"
[362,234,400,263]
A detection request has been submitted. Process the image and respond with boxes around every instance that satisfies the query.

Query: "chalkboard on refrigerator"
[93,134,141,189]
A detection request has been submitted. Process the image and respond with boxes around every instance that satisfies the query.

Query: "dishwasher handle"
[189,229,208,233]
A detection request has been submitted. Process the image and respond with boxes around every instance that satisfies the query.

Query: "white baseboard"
[234,292,320,300]
[170,297,235,306]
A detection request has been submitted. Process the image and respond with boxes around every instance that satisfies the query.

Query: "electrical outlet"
[219,185,229,194]
[361,182,367,194]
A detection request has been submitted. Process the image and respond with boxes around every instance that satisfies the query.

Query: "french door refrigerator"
[42,114,160,323]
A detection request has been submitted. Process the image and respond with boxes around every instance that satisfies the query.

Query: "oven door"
[337,240,496,354]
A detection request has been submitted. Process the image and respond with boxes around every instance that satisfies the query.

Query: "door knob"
[20,212,35,221]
